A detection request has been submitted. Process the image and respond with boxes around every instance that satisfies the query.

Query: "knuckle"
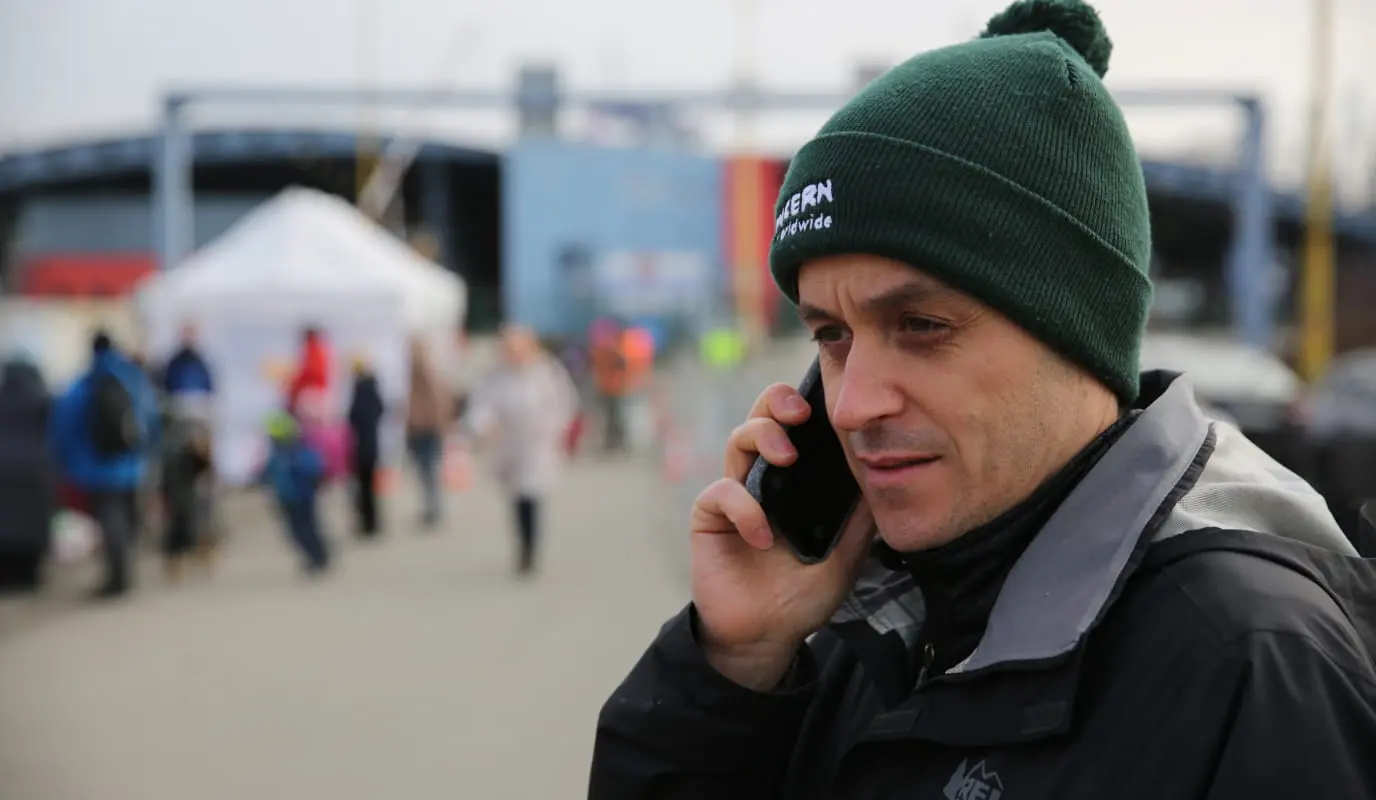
[728,420,763,449]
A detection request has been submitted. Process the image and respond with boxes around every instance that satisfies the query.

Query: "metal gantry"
[154,84,1272,346]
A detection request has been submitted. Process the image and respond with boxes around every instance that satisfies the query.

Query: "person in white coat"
[463,325,578,576]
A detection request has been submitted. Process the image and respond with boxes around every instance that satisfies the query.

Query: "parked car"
[1299,348,1376,437]
[1139,332,1304,433]
[1295,349,1376,551]
[1139,333,1311,475]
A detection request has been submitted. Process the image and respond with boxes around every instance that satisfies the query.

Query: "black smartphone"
[745,358,862,564]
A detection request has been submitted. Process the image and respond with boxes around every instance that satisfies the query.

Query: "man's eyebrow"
[796,279,952,323]
[797,303,836,324]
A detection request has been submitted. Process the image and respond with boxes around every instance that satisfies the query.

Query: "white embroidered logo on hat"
[774,179,835,242]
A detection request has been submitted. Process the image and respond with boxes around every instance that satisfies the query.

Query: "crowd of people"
[0,313,660,601]
[0,325,221,599]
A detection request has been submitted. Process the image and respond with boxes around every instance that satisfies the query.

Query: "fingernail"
[782,395,807,413]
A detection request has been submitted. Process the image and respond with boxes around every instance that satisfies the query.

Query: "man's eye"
[810,325,846,344]
[900,316,947,335]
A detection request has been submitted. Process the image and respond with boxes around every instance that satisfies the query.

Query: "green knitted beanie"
[769,0,1153,404]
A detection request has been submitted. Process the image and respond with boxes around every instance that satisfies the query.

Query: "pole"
[732,0,759,150]
[153,96,192,271]
[354,0,379,215]
[1226,99,1273,348]
[357,25,482,219]
[1299,0,1336,381]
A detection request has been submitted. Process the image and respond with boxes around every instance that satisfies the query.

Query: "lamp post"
[1298,0,1336,381]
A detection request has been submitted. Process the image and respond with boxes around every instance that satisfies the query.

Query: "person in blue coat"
[158,323,215,399]
[49,331,159,599]
[260,411,331,575]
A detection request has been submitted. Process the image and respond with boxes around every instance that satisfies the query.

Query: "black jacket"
[347,375,386,463]
[0,360,55,552]
[590,373,1376,799]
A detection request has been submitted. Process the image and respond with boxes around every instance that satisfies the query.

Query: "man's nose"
[828,349,905,433]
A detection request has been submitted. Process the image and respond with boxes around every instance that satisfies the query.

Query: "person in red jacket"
[287,326,332,415]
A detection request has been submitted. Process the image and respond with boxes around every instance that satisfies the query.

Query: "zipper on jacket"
[915,642,936,690]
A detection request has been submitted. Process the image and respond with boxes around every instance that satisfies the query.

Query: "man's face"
[179,324,197,346]
[796,255,1115,552]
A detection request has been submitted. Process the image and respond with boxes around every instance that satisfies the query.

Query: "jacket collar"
[831,371,1214,704]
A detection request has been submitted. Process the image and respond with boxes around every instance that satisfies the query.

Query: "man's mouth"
[853,454,941,487]
[859,455,940,470]
[857,455,941,485]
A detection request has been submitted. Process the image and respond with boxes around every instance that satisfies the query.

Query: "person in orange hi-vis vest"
[591,323,654,454]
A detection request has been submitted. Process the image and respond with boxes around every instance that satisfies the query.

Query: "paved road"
[0,339,813,800]
[0,458,688,800]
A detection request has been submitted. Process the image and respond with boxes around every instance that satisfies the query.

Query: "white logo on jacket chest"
[943,758,1004,800]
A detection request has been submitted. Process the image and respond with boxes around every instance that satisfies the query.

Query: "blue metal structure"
[0,84,1322,346]
[146,85,1281,346]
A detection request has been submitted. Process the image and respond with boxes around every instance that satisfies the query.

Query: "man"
[590,320,654,454]
[589,318,631,454]
[51,331,158,599]
[590,2,1376,797]
[159,322,215,402]
[406,337,451,530]
[156,322,217,570]
[158,407,213,582]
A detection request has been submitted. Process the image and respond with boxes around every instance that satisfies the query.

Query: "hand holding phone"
[687,366,875,691]
[745,358,863,564]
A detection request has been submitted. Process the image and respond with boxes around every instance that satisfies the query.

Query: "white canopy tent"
[136,186,466,354]
[133,187,468,485]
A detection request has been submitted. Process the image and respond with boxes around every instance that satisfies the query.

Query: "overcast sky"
[2,0,1375,200]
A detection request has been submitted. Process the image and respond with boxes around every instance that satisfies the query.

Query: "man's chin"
[872,508,961,554]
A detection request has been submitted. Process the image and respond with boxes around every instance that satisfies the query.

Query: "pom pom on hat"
[981,0,1112,78]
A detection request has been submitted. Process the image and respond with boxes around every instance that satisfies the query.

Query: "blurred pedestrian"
[259,411,330,576]
[406,337,451,530]
[159,411,213,583]
[590,320,654,454]
[463,325,577,576]
[158,322,215,402]
[287,325,332,416]
[0,352,55,593]
[157,321,219,579]
[49,331,158,600]
[125,346,163,544]
[347,355,386,538]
